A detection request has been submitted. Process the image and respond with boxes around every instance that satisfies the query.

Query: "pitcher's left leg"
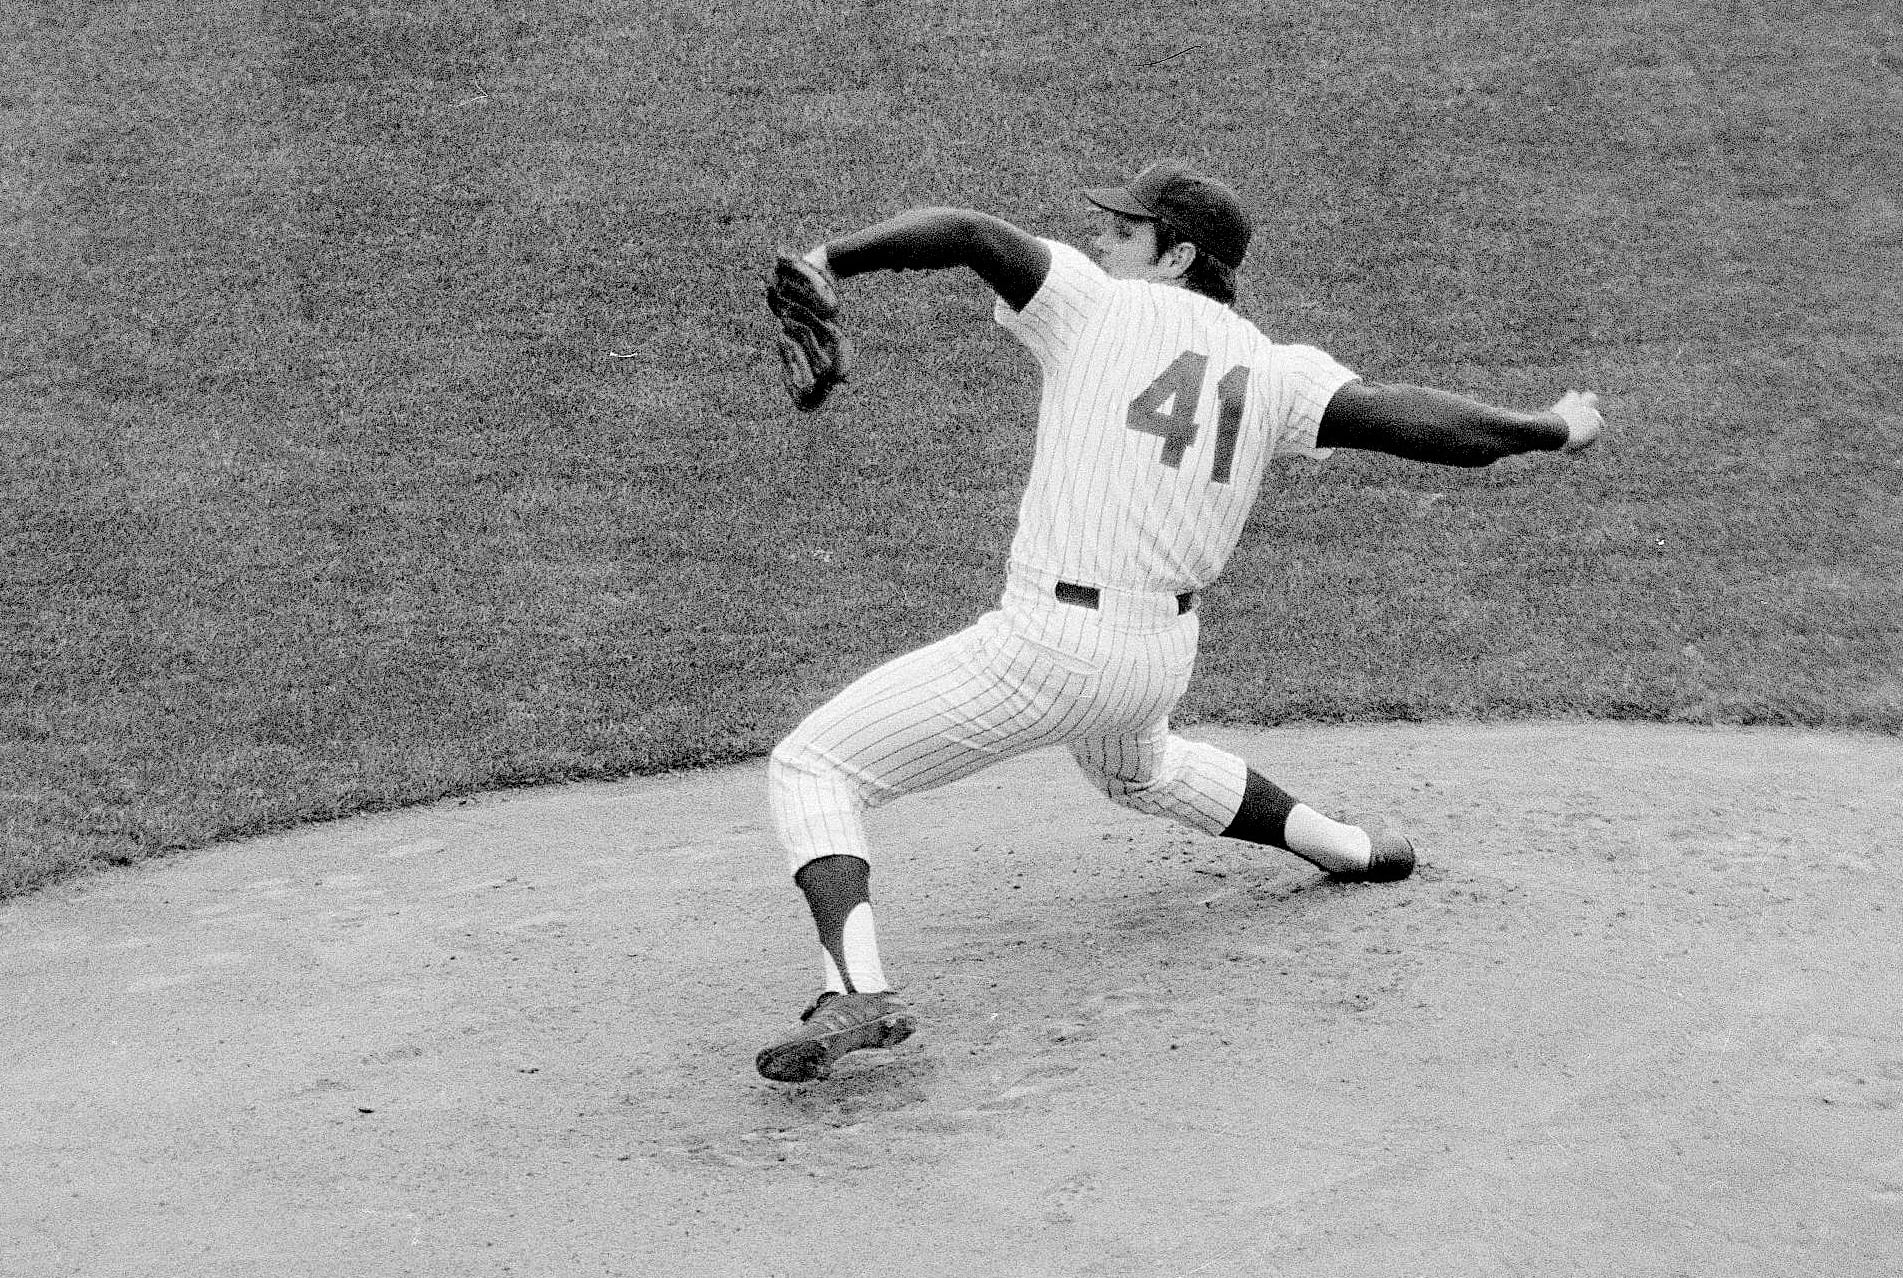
[761,615,1101,1081]
[768,626,1009,999]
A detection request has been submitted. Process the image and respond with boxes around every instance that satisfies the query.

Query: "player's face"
[1091,213,1165,280]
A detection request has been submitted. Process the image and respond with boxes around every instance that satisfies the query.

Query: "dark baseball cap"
[1083,160,1254,269]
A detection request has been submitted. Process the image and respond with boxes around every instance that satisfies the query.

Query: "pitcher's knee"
[768,737,841,823]
[1077,757,1169,811]
[768,737,872,875]
[1073,741,1233,837]
[767,736,807,784]
[1102,773,1169,813]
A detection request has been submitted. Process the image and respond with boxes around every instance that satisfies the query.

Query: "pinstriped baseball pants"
[769,568,1251,874]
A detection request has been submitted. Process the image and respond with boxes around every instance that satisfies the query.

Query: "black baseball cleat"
[755,990,917,1083]
[1330,815,1417,882]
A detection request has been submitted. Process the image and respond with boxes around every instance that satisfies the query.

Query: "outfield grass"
[2,0,1898,897]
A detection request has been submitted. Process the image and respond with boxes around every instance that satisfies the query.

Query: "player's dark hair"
[1153,222,1238,305]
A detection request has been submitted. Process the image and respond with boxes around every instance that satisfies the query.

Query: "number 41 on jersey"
[1126,352,1249,485]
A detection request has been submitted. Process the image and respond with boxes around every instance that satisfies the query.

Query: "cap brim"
[1082,185,1157,219]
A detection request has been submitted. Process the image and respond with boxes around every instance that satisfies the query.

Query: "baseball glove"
[767,249,853,412]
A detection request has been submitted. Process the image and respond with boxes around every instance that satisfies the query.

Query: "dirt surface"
[3,720,1901,1278]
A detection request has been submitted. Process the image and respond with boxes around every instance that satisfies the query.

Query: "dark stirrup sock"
[1220,768,1375,873]
[793,853,888,993]
[1219,768,1298,848]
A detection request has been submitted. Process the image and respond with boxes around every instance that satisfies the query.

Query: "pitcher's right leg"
[1068,727,1249,836]
[1071,726,1414,880]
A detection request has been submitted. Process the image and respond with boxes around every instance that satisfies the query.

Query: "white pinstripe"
[770,240,1348,874]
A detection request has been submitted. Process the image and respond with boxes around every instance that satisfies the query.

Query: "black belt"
[1055,581,1196,614]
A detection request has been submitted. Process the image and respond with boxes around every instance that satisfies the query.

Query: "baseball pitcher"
[757,160,1603,1083]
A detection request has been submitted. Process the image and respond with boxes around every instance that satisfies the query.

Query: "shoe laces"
[799,991,842,1022]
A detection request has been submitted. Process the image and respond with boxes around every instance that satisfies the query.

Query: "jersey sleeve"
[1271,343,1358,460]
[992,240,1112,368]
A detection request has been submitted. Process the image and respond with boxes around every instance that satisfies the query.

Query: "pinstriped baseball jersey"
[994,240,1355,593]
